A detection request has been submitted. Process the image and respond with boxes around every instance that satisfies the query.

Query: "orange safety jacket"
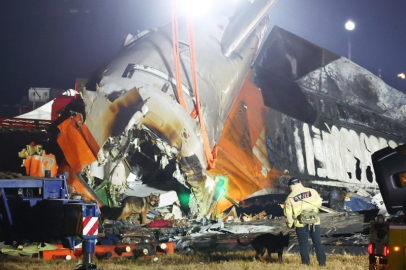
[22,150,58,178]
[284,183,322,228]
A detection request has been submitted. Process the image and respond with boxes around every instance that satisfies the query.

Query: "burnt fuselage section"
[253,26,406,191]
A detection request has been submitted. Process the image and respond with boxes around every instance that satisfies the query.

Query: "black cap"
[288,177,301,187]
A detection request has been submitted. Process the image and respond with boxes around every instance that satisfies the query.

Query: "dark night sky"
[1,0,405,105]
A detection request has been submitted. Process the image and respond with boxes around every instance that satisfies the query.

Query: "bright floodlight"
[180,0,212,16]
[345,20,355,31]
[398,73,406,79]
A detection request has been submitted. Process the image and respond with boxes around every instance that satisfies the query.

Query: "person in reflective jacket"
[284,177,326,266]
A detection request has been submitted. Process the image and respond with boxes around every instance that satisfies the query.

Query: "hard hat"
[288,177,301,187]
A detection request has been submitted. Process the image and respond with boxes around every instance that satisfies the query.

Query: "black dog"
[237,232,289,262]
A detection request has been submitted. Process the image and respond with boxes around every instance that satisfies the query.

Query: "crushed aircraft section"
[56,0,283,216]
[2,0,406,261]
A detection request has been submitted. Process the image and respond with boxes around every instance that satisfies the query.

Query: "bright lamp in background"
[179,0,213,16]
[398,73,406,79]
[345,20,355,60]
[345,20,355,31]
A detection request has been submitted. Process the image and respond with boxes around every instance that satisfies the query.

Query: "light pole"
[345,20,355,60]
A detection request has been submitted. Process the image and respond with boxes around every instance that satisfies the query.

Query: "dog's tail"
[236,237,251,247]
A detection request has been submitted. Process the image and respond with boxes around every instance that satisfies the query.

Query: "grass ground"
[0,251,368,270]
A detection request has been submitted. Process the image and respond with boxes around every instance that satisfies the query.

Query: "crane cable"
[171,0,187,110]
[186,14,217,170]
[171,0,217,169]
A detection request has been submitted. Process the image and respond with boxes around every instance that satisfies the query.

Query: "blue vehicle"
[0,176,100,270]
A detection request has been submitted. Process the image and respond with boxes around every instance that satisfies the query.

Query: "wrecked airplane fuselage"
[57,0,280,216]
[55,2,406,218]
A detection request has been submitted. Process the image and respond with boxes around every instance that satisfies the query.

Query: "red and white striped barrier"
[82,216,98,236]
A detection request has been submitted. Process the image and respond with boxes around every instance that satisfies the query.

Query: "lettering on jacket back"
[293,191,312,202]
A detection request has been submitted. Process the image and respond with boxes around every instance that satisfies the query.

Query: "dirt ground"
[0,252,368,270]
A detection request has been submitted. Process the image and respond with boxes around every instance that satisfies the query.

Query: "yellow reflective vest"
[284,183,322,228]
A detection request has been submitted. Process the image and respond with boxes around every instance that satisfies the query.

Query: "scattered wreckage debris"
[0,209,370,260]
[328,189,382,213]
[0,168,375,263]
[0,168,378,261]
[96,192,369,256]
[98,211,369,257]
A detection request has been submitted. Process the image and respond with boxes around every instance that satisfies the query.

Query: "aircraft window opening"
[122,63,136,78]
[122,63,193,103]
[120,63,197,114]
[366,165,373,183]
[354,157,362,181]
[161,83,170,93]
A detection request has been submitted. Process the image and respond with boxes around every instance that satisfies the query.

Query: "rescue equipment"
[299,209,319,225]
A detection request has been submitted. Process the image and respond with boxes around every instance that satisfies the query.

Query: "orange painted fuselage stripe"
[210,72,282,212]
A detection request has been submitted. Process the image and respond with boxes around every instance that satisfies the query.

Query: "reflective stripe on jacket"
[284,183,322,228]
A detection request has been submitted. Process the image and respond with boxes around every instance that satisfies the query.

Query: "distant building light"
[398,73,406,79]
[69,9,78,14]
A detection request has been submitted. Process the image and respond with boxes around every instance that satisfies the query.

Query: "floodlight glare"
[345,20,355,31]
[180,0,212,16]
